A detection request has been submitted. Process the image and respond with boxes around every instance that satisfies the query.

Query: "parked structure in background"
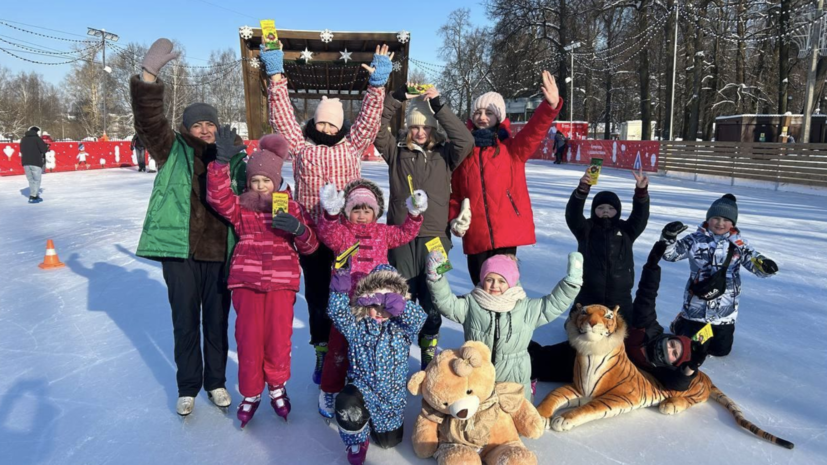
[715,114,827,143]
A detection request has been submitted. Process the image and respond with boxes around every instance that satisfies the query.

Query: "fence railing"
[659,141,827,188]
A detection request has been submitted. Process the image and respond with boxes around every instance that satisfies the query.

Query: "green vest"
[136,134,246,261]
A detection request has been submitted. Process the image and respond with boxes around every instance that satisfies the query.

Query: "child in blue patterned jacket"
[327,264,425,465]
[661,194,778,357]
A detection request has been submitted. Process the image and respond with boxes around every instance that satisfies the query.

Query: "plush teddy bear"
[407,341,545,465]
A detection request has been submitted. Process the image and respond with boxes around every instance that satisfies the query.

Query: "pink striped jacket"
[207,162,319,292]
[267,78,385,222]
[318,213,422,288]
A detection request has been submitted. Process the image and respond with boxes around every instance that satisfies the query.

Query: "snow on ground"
[1,161,825,465]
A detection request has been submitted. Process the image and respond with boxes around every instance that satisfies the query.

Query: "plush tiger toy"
[536,304,794,449]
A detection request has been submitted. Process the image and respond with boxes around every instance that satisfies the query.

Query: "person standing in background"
[20,126,48,204]
[132,134,147,172]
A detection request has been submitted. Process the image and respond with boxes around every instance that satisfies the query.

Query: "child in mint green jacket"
[425,252,583,399]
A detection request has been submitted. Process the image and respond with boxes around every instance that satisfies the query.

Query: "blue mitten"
[369,54,392,87]
[259,45,284,76]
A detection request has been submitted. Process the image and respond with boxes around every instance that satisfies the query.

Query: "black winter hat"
[706,193,738,225]
[182,103,219,130]
[591,191,622,219]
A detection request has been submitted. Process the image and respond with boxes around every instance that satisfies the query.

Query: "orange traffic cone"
[39,239,66,269]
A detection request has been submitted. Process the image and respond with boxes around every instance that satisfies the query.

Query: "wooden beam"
[289,92,366,101]
[283,51,375,62]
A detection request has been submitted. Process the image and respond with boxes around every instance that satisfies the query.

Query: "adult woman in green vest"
[131,39,248,416]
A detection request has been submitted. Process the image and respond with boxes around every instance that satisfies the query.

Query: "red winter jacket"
[206,162,319,292]
[318,213,422,290]
[449,99,562,255]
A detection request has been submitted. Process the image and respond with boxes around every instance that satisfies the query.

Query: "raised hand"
[661,221,688,242]
[320,184,345,216]
[540,70,560,109]
[260,41,285,78]
[632,167,649,189]
[426,250,445,282]
[450,198,472,237]
[215,125,245,164]
[565,252,584,286]
[142,38,180,80]
[406,189,429,216]
[362,44,394,87]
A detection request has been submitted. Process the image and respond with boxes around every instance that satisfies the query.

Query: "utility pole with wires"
[86,27,118,138]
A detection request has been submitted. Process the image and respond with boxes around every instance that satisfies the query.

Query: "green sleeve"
[527,279,580,328]
[427,276,471,324]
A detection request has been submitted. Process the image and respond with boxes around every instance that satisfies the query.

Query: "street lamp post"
[87,27,119,138]
[563,42,582,124]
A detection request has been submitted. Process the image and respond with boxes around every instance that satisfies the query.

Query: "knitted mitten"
[368,54,392,87]
[565,252,584,286]
[259,45,284,76]
[142,38,179,77]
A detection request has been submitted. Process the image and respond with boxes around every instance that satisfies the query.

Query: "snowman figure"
[45,150,56,172]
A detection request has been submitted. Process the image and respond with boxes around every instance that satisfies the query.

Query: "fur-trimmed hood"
[353,267,408,300]
[343,178,386,218]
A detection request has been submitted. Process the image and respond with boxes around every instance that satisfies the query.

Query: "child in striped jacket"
[259,42,393,384]
[206,134,318,428]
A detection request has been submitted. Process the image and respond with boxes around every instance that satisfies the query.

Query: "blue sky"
[0,0,490,85]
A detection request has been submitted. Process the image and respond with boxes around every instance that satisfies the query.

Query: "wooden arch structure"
[239,29,410,140]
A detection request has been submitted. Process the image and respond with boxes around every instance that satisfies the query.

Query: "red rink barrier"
[2,139,383,176]
[508,123,659,172]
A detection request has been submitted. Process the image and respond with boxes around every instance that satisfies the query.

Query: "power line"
[189,0,258,20]
[0,20,95,43]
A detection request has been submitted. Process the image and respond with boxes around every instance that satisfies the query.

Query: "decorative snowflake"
[392,61,402,72]
[340,48,352,64]
[239,25,253,40]
[249,57,260,69]
[397,30,410,44]
[320,29,334,43]
[300,48,313,62]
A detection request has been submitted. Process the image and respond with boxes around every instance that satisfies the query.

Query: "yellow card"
[587,158,603,186]
[335,242,360,269]
[425,237,452,274]
[272,192,289,216]
[692,323,714,343]
[260,20,279,50]
[407,174,418,208]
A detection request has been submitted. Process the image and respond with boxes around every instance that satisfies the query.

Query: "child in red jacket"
[449,71,562,285]
[206,134,318,428]
[315,178,426,421]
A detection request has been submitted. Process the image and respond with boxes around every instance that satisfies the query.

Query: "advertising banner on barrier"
[507,122,659,172]
[2,139,382,177]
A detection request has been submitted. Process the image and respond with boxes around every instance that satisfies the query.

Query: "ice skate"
[419,334,439,371]
[176,396,195,416]
[346,441,369,465]
[237,396,261,428]
[269,385,291,421]
[318,390,336,423]
[312,342,328,384]
[208,387,232,409]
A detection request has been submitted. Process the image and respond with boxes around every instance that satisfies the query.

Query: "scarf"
[304,118,350,147]
[470,286,526,313]
[238,180,286,213]
[471,126,510,148]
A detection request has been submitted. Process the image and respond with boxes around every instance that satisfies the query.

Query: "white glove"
[565,252,584,286]
[406,189,429,216]
[450,198,471,237]
[320,183,345,216]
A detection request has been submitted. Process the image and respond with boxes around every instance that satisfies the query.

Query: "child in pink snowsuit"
[315,178,427,420]
[206,134,318,428]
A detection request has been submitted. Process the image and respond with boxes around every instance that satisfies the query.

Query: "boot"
[269,385,291,421]
[346,441,369,465]
[176,396,195,416]
[318,390,336,422]
[237,396,261,428]
[419,334,439,371]
[312,342,328,384]
[207,387,232,408]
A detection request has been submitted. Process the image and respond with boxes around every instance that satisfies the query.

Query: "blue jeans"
[24,165,42,197]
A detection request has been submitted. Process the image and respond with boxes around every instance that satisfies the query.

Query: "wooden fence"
[659,141,827,188]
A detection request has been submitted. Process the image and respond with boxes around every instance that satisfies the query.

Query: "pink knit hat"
[480,255,520,288]
[472,92,506,124]
[314,96,344,131]
[345,186,380,218]
[246,134,289,187]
